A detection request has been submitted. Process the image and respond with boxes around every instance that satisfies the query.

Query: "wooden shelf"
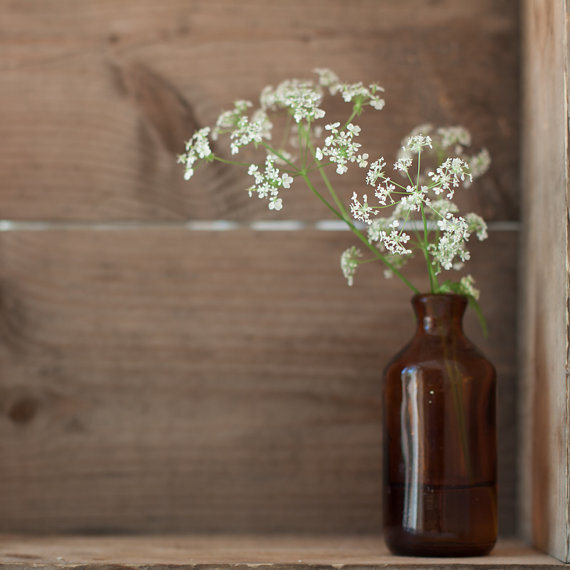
[0,536,563,569]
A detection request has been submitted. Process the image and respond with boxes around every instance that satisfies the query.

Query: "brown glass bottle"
[383,294,497,557]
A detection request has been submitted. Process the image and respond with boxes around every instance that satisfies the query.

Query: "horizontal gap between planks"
[0,220,521,232]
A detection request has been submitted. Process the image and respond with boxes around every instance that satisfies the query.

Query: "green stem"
[299,124,351,221]
[300,172,419,294]
[420,203,438,293]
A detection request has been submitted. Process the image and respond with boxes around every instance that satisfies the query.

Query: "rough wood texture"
[519,0,570,562]
[0,0,519,221]
[0,536,562,569]
[0,230,517,535]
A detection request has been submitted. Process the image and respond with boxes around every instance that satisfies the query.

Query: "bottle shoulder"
[383,333,496,378]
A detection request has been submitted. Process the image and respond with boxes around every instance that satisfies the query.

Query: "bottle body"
[383,294,497,557]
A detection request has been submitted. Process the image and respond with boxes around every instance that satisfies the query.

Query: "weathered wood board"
[0,0,519,221]
[519,0,570,562]
[0,230,516,534]
[0,0,520,541]
[0,536,563,569]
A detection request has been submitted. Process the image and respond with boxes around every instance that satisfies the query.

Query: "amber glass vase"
[382,294,497,557]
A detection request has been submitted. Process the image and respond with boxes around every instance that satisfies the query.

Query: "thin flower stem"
[416,150,438,293]
[212,156,252,168]
[301,125,351,222]
[379,174,408,192]
[300,172,419,294]
[420,202,438,293]
[260,142,298,171]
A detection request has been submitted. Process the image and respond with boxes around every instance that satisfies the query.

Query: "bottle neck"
[412,294,467,337]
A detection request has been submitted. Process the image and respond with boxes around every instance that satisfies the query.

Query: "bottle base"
[384,529,496,557]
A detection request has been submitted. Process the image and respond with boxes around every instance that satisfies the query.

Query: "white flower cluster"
[181,69,388,213]
[458,274,479,300]
[247,155,294,211]
[213,100,253,136]
[178,127,213,180]
[396,124,490,184]
[347,129,489,292]
[340,246,362,286]
[465,148,492,186]
[338,81,385,111]
[315,122,368,175]
[438,126,471,151]
[179,73,491,304]
[229,113,271,155]
[260,79,325,124]
[429,157,472,199]
[314,68,341,94]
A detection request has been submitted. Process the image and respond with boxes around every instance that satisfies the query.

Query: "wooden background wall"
[0,1,520,535]
[520,0,570,562]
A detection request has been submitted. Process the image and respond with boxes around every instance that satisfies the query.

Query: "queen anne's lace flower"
[180,72,490,301]
[247,155,293,211]
[230,113,272,155]
[366,158,387,186]
[350,192,375,222]
[466,212,488,240]
[465,148,491,184]
[397,186,428,212]
[437,126,471,150]
[213,100,253,139]
[430,214,471,272]
[315,122,368,175]
[314,68,340,95]
[394,156,413,174]
[340,246,362,286]
[406,134,433,154]
[429,157,472,199]
[458,274,480,300]
[260,79,325,124]
[339,82,385,111]
[178,127,213,180]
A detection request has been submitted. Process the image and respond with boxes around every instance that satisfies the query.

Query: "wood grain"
[519,0,570,562]
[0,0,519,221]
[0,536,563,569]
[0,229,516,534]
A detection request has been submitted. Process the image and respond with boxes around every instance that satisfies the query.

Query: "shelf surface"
[0,535,563,569]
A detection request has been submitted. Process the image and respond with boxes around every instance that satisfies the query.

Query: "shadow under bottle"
[383,294,497,557]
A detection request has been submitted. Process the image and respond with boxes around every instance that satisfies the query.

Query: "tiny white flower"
[268,197,283,211]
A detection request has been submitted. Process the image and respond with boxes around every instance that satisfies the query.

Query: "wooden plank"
[0,536,563,569]
[0,229,516,534]
[519,0,570,562]
[0,0,519,221]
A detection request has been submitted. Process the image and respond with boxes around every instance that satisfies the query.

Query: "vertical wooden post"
[520,0,570,561]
